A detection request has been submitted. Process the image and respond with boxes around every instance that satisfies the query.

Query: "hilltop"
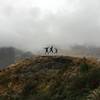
[0,56,100,100]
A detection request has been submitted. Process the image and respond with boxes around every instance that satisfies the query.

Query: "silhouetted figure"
[44,47,49,54]
[54,48,58,54]
[50,46,54,53]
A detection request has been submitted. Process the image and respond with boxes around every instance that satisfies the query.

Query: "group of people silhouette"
[44,46,58,54]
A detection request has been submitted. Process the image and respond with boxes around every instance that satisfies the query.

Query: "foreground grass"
[0,56,100,100]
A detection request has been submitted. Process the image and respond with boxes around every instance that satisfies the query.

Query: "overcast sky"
[0,0,100,52]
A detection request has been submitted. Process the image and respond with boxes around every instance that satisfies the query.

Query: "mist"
[0,0,100,52]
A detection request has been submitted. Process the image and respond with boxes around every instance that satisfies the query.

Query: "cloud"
[0,0,100,52]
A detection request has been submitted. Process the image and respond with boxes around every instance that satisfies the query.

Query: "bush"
[80,63,89,73]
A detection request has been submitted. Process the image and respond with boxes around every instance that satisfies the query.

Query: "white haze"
[0,0,100,52]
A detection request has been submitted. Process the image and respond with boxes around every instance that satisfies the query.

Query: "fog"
[0,0,100,52]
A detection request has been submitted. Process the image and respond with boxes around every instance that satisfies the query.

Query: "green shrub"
[80,63,89,73]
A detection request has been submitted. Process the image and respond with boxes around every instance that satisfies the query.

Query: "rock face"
[0,47,15,68]
[0,56,100,100]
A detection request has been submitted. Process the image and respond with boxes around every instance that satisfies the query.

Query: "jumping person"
[54,48,58,54]
[50,46,54,53]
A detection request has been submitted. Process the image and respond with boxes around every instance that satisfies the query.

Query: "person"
[54,48,58,54]
[50,46,54,53]
[44,47,49,54]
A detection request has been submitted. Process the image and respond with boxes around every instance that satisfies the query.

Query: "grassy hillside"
[0,56,100,100]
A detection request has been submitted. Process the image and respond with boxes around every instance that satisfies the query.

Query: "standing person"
[44,47,49,54]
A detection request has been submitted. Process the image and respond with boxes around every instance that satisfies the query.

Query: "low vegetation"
[0,56,100,100]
